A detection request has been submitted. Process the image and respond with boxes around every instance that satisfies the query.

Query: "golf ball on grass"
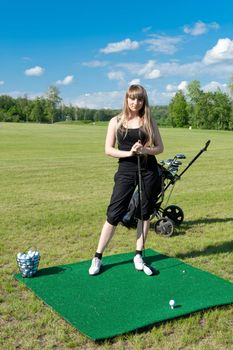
[169,299,175,309]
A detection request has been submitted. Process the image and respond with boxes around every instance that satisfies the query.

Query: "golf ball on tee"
[169,299,175,309]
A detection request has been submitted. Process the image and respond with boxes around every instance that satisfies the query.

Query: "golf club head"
[169,167,178,174]
[169,164,179,170]
[175,154,186,159]
[165,159,173,165]
[173,160,182,166]
[143,264,159,276]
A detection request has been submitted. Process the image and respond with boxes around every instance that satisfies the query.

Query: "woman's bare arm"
[140,119,164,156]
[105,117,135,158]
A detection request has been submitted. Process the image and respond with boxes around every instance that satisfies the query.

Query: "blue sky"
[0,0,233,108]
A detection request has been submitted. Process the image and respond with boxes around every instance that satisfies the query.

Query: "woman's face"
[127,95,144,114]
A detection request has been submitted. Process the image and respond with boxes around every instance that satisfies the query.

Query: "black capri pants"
[107,168,161,226]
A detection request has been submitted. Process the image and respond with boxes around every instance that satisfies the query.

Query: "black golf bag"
[121,140,211,236]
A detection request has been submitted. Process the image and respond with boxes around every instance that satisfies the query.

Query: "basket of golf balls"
[16,250,40,278]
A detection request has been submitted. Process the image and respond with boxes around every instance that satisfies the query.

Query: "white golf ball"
[169,299,175,309]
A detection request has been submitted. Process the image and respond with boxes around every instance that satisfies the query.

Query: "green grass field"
[0,122,232,350]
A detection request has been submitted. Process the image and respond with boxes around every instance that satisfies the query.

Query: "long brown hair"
[117,85,155,146]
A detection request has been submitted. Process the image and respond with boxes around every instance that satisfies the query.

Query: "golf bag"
[121,140,211,236]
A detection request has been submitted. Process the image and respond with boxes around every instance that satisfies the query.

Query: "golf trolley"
[122,140,211,237]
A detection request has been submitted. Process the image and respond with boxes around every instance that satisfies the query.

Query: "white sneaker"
[133,254,145,271]
[89,257,102,275]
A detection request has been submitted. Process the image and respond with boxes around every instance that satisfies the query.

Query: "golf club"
[137,150,158,276]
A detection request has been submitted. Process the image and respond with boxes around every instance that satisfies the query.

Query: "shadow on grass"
[175,240,233,259]
[101,253,168,273]
[182,216,233,228]
[150,216,233,236]
[35,266,68,277]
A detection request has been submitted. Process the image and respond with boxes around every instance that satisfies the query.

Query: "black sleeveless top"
[117,128,158,172]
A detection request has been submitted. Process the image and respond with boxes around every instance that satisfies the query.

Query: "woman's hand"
[131,141,144,155]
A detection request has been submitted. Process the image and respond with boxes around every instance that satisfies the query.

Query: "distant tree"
[29,98,45,123]
[94,110,102,121]
[15,96,31,122]
[151,106,169,125]
[187,80,203,104]
[186,80,203,127]
[168,91,189,127]
[45,86,62,123]
[212,91,232,130]
[0,95,15,110]
[193,91,232,129]
[7,105,20,122]
[227,74,233,97]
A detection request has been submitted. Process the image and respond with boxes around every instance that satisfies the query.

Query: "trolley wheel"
[154,217,174,237]
[163,205,184,226]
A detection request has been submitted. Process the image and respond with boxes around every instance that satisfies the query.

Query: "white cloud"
[21,56,32,61]
[117,62,142,73]
[166,81,188,92]
[118,59,233,80]
[202,81,227,93]
[24,66,45,76]
[144,35,182,54]
[0,80,5,85]
[149,89,175,105]
[159,61,203,77]
[0,90,44,99]
[56,75,74,85]
[118,60,164,79]
[82,60,109,67]
[72,90,124,109]
[178,80,188,91]
[142,26,152,33]
[138,60,161,79]
[71,88,174,109]
[107,71,125,81]
[146,69,161,79]
[184,21,220,36]
[203,38,233,64]
[71,86,177,109]
[100,38,139,54]
[166,84,177,92]
[70,86,184,109]
[129,78,141,85]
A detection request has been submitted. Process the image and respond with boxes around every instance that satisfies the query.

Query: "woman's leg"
[96,221,116,254]
[89,221,116,275]
[136,219,150,251]
[133,219,150,271]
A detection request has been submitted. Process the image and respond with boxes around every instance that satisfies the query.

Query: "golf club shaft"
[137,154,145,257]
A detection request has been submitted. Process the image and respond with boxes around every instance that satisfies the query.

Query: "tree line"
[0,86,119,124]
[0,81,232,130]
[168,80,233,130]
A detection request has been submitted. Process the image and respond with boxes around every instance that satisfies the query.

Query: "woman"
[89,84,164,275]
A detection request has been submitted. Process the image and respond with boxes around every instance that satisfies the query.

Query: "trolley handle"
[178,140,211,178]
[202,140,211,152]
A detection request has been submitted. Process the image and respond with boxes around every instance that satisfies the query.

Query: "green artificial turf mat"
[15,249,233,340]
